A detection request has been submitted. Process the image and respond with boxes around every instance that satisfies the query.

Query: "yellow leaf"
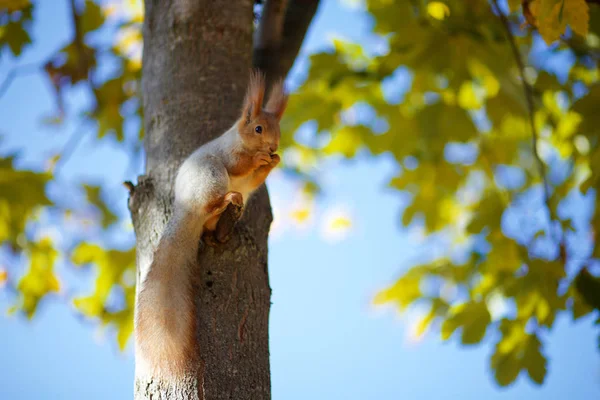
[322,209,353,242]
[556,111,582,139]
[458,82,482,110]
[374,268,425,310]
[427,2,450,20]
[117,311,134,350]
[16,239,60,318]
[468,59,500,98]
[508,0,522,12]
[530,0,589,44]
[563,0,589,39]
[329,216,351,230]
[0,268,7,286]
[414,309,436,337]
[0,0,30,12]
[290,208,311,223]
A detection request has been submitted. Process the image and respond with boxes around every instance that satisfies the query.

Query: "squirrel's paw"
[253,151,272,168]
[269,153,281,166]
[224,191,244,207]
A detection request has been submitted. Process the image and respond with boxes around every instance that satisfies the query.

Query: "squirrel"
[134,71,288,379]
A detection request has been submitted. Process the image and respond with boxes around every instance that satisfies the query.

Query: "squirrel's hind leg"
[203,191,243,232]
[202,191,243,246]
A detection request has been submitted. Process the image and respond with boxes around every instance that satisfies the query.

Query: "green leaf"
[414,299,449,337]
[574,268,600,310]
[491,319,547,387]
[571,281,594,321]
[0,3,33,56]
[491,319,526,387]
[491,349,521,387]
[0,0,31,12]
[81,0,104,34]
[523,335,547,385]
[323,125,372,158]
[507,259,565,328]
[441,301,491,345]
[458,82,483,110]
[573,84,600,140]
[466,191,504,234]
[83,184,118,228]
[507,0,522,12]
[71,243,136,349]
[374,267,426,310]
[91,77,130,141]
[0,156,52,248]
[1,20,31,56]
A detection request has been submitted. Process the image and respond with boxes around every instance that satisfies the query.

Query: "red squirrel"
[135,71,288,379]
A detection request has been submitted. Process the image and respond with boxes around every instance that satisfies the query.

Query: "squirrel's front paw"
[253,151,272,168]
[269,153,281,166]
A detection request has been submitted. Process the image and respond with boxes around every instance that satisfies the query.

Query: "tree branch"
[69,0,84,65]
[52,121,88,175]
[0,64,40,99]
[254,0,288,50]
[492,1,569,257]
[253,0,320,90]
[491,1,552,210]
[69,0,96,87]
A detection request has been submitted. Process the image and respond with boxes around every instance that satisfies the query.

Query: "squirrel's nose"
[269,145,278,153]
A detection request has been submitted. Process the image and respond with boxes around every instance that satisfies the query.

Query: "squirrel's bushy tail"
[135,212,203,378]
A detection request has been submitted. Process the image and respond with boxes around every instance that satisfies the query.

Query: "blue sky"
[0,1,599,399]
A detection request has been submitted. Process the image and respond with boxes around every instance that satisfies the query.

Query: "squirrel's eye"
[255,125,263,134]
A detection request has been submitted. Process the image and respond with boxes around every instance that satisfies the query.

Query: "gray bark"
[129,0,319,398]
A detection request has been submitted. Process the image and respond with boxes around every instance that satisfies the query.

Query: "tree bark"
[130,0,320,398]
[131,1,271,399]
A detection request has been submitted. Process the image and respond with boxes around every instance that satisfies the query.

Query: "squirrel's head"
[237,70,288,155]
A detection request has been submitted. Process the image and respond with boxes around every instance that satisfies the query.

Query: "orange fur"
[265,79,288,121]
[136,239,197,378]
[242,70,266,122]
[203,191,243,231]
[250,153,280,188]
[231,71,288,182]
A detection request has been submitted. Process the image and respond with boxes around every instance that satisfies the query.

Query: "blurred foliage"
[0,0,141,350]
[284,0,600,388]
[71,242,136,350]
[1,0,600,389]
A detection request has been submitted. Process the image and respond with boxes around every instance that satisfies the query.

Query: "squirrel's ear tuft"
[242,70,266,123]
[265,78,288,121]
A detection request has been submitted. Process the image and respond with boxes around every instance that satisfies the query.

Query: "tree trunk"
[129,0,320,398]
[131,1,272,399]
